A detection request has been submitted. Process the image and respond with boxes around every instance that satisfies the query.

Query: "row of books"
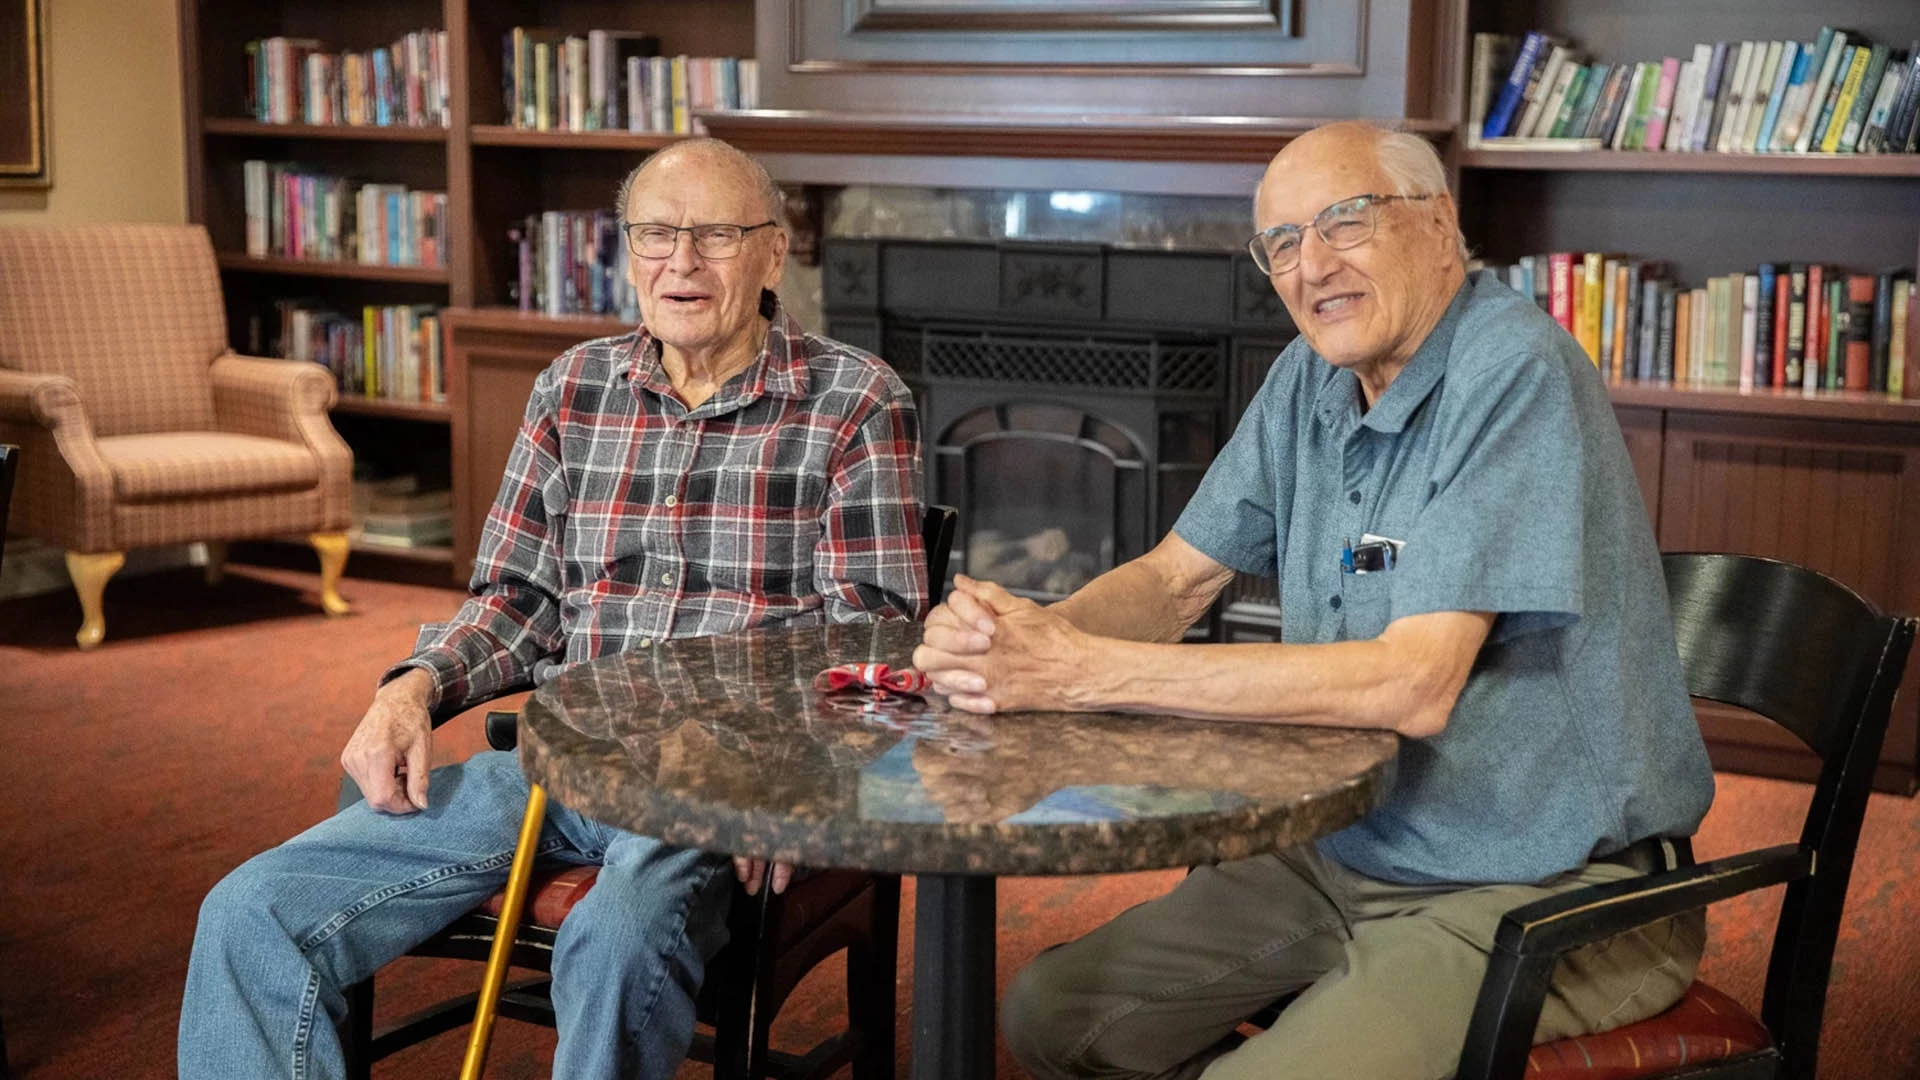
[1471,27,1920,154]
[503,29,759,134]
[244,32,451,129]
[351,475,453,550]
[1481,255,1917,396]
[507,211,641,322]
[276,301,446,404]
[242,161,448,268]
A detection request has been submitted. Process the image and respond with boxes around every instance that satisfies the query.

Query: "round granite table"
[518,620,1399,1080]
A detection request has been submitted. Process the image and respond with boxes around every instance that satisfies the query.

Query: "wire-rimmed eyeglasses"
[623,220,778,260]
[1246,193,1436,275]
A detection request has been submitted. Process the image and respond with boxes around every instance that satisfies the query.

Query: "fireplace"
[822,236,1298,638]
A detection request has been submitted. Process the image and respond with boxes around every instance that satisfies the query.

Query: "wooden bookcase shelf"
[331,396,452,423]
[1458,148,1920,177]
[202,117,450,143]
[1452,0,1920,792]
[469,125,689,151]
[182,0,756,586]
[216,253,451,284]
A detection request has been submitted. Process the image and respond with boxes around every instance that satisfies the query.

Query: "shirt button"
[664,495,677,507]
[1329,595,1342,610]
[1348,490,1361,504]
[660,572,672,585]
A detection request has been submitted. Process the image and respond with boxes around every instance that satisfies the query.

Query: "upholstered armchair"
[0,224,353,647]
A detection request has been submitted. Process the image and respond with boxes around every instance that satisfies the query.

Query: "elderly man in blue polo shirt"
[912,120,1716,1080]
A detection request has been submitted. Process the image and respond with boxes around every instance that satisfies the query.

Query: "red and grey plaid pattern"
[399,304,928,713]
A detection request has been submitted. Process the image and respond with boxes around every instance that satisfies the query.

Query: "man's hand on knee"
[342,669,435,814]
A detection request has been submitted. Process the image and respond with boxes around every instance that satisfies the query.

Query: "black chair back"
[1662,553,1915,1074]
[921,504,957,604]
[0,444,16,574]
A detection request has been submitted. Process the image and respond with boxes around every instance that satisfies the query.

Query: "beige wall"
[0,0,184,224]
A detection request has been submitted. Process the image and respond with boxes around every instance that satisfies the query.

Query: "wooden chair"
[342,504,958,1080]
[1453,553,1916,1080]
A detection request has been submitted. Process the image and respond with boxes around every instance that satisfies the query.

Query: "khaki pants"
[1002,842,1704,1080]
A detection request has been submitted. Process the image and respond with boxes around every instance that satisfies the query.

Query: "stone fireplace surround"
[818,186,1300,638]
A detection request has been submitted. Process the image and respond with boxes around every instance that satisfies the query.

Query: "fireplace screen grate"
[892,328,1222,393]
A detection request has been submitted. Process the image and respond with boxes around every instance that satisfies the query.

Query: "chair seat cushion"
[479,865,600,928]
[1525,981,1772,1079]
[95,431,321,501]
[477,865,876,949]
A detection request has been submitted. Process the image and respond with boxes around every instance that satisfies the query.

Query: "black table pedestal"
[912,873,998,1080]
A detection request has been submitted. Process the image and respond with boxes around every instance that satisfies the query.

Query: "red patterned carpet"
[2,564,1917,1078]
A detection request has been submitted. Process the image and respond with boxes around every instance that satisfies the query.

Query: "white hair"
[1372,128,1471,264]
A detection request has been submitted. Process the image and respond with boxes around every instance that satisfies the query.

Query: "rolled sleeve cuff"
[1390,577,1581,642]
[1171,522,1272,579]
[378,646,469,715]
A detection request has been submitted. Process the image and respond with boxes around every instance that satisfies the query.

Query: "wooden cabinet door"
[1613,405,1664,532]
[446,312,627,580]
[1658,410,1920,793]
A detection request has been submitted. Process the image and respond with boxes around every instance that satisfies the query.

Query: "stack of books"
[244,32,450,128]
[1477,255,1915,396]
[352,476,453,551]
[502,28,758,134]
[1470,28,1920,154]
[242,161,448,269]
[508,210,639,322]
[277,301,445,404]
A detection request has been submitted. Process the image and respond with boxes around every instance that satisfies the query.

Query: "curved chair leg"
[64,550,125,649]
[309,532,351,616]
[203,540,229,587]
[460,782,548,1080]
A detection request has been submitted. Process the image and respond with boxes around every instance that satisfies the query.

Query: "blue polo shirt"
[1175,270,1714,886]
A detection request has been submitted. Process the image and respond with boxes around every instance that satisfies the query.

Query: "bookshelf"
[1450,0,1920,792]
[179,0,757,570]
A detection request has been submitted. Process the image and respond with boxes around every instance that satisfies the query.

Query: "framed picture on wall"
[1,0,50,189]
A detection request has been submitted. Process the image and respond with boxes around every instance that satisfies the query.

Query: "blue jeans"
[179,751,734,1080]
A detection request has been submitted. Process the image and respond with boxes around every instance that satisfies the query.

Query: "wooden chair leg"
[459,782,548,1080]
[309,532,351,615]
[203,540,229,587]
[64,550,124,649]
[848,875,902,1080]
[342,979,373,1080]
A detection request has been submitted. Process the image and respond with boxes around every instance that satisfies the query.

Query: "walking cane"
[458,782,548,1080]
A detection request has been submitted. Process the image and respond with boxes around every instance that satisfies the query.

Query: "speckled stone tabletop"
[519,620,1399,876]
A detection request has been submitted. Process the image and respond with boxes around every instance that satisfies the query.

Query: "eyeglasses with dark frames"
[1247,193,1437,275]
[623,220,778,260]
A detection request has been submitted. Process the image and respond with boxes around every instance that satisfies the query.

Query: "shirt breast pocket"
[715,466,827,590]
[1339,570,1396,641]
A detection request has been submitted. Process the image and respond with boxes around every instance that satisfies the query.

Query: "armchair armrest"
[0,367,85,427]
[1456,844,1810,1080]
[211,352,352,531]
[0,368,116,551]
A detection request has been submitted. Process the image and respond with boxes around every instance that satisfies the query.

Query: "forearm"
[1068,636,1455,737]
[1050,537,1233,643]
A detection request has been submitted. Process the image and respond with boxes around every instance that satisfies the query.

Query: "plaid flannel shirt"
[390,301,927,714]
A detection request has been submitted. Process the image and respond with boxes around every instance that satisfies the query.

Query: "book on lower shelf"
[275,301,445,403]
[351,475,453,549]
[1475,254,1914,397]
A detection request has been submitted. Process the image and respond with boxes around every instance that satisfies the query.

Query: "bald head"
[616,139,786,228]
[1259,122,1466,263]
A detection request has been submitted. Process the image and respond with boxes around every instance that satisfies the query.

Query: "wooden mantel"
[697,109,1455,164]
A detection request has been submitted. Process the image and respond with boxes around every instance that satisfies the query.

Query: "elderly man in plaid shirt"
[180,140,928,1080]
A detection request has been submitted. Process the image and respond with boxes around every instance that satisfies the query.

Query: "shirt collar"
[1313,275,1473,435]
[627,290,811,413]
